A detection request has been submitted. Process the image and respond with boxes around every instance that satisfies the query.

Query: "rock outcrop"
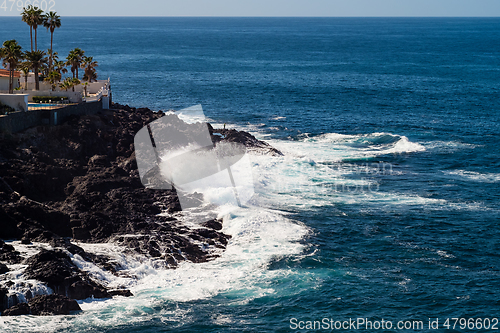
[2,294,81,316]
[0,102,281,316]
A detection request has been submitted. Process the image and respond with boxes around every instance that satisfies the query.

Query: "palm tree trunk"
[34,28,37,51]
[30,27,33,52]
[50,32,54,71]
[34,67,39,91]
[9,68,12,94]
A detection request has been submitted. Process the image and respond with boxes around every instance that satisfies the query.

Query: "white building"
[0,69,20,92]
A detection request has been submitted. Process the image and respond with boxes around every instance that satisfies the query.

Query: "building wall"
[20,80,108,95]
[0,100,103,134]
[15,90,83,103]
[0,77,19,91]
[0,78,9,91]
[0,94,29,112]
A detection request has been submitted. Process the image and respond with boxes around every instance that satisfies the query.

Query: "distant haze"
[0,0,499,17]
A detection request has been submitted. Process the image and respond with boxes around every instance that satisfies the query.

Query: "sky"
[1,0,500,17]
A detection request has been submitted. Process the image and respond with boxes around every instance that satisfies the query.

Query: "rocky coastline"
[0,103,281,316]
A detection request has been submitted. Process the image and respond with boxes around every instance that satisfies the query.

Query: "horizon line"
[1,15,500,18]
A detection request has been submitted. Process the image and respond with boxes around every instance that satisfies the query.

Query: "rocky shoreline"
[0,103,281,316]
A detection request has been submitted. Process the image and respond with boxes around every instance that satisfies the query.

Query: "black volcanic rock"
[0,103,279,315]
[24,249,110,300]
[212,128,283,156]
[0,263,8,275]
[24,250,76,285]
[0,287,7,313]
[108,289,133,297]
[2,295,81,316]
[28,295,81,316]
[4,196,72,238]
[2,302,30,316]
[0,207,19,239]
[201,219,223,231]
[0,240,22,264]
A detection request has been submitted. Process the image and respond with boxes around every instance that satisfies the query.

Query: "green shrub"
[32,96,69,103]
[0,101,15,115]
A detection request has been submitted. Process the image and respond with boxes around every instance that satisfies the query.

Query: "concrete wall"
[0,77,20,91]
[0,78,9,91]
[0,94,29,112]
[0,99,103,134]
[51,100,103,125]
[74,81,109,94]
[17,90,83,103]
[22,80,107,95]
[0,110,43,134]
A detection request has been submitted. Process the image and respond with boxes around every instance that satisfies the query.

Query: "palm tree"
[0,40,23,93]
[31,7,45,51]
[82,82,89,97]
[81,56,98,82]
[18,61,31,90]
[43,11,61,71]
[54,59,68,77]
[45,71,61,91]
[21,6,34,51]
[24,50,47,90]
[59,79,69,91]
[59,77,73,91]
[39,55,50,77]
[71,77,81,92]
[66,48,84,79]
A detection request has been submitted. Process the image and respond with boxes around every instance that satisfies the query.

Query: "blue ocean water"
[1,17,500,332]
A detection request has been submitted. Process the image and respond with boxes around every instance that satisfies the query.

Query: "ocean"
[1,17,500,332]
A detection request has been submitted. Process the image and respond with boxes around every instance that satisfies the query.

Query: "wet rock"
[201,219,223,231]
[29,295,81,315]
[0,287,7,312]
[24,249,110,300]
[108,289,133,297]
[2,302,30,316]
[0,263,9,275]
[67,280,110,300]
[2,295,81,316]
[0,240,22,264]
[212,128,283,156]
[20,237,31,245]
[24,250,76,285]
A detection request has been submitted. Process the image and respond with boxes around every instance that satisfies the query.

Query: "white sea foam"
[423,140,480,152]
[262,132,425,165]
[1,206,309,332]
[0,118,454,332]
[445,170,500,183]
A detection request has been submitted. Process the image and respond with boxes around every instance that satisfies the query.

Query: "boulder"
[0,263,9,275]
[201,219,223,231]
[23,249,111,300]
[108,289,133,297]
[2,295,81,316]
[0,287,7,313]
[29,294,81,315]
[2,302,30,316]
[0,240,22,264]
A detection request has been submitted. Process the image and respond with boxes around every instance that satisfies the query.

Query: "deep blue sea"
[1,17,500,332]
